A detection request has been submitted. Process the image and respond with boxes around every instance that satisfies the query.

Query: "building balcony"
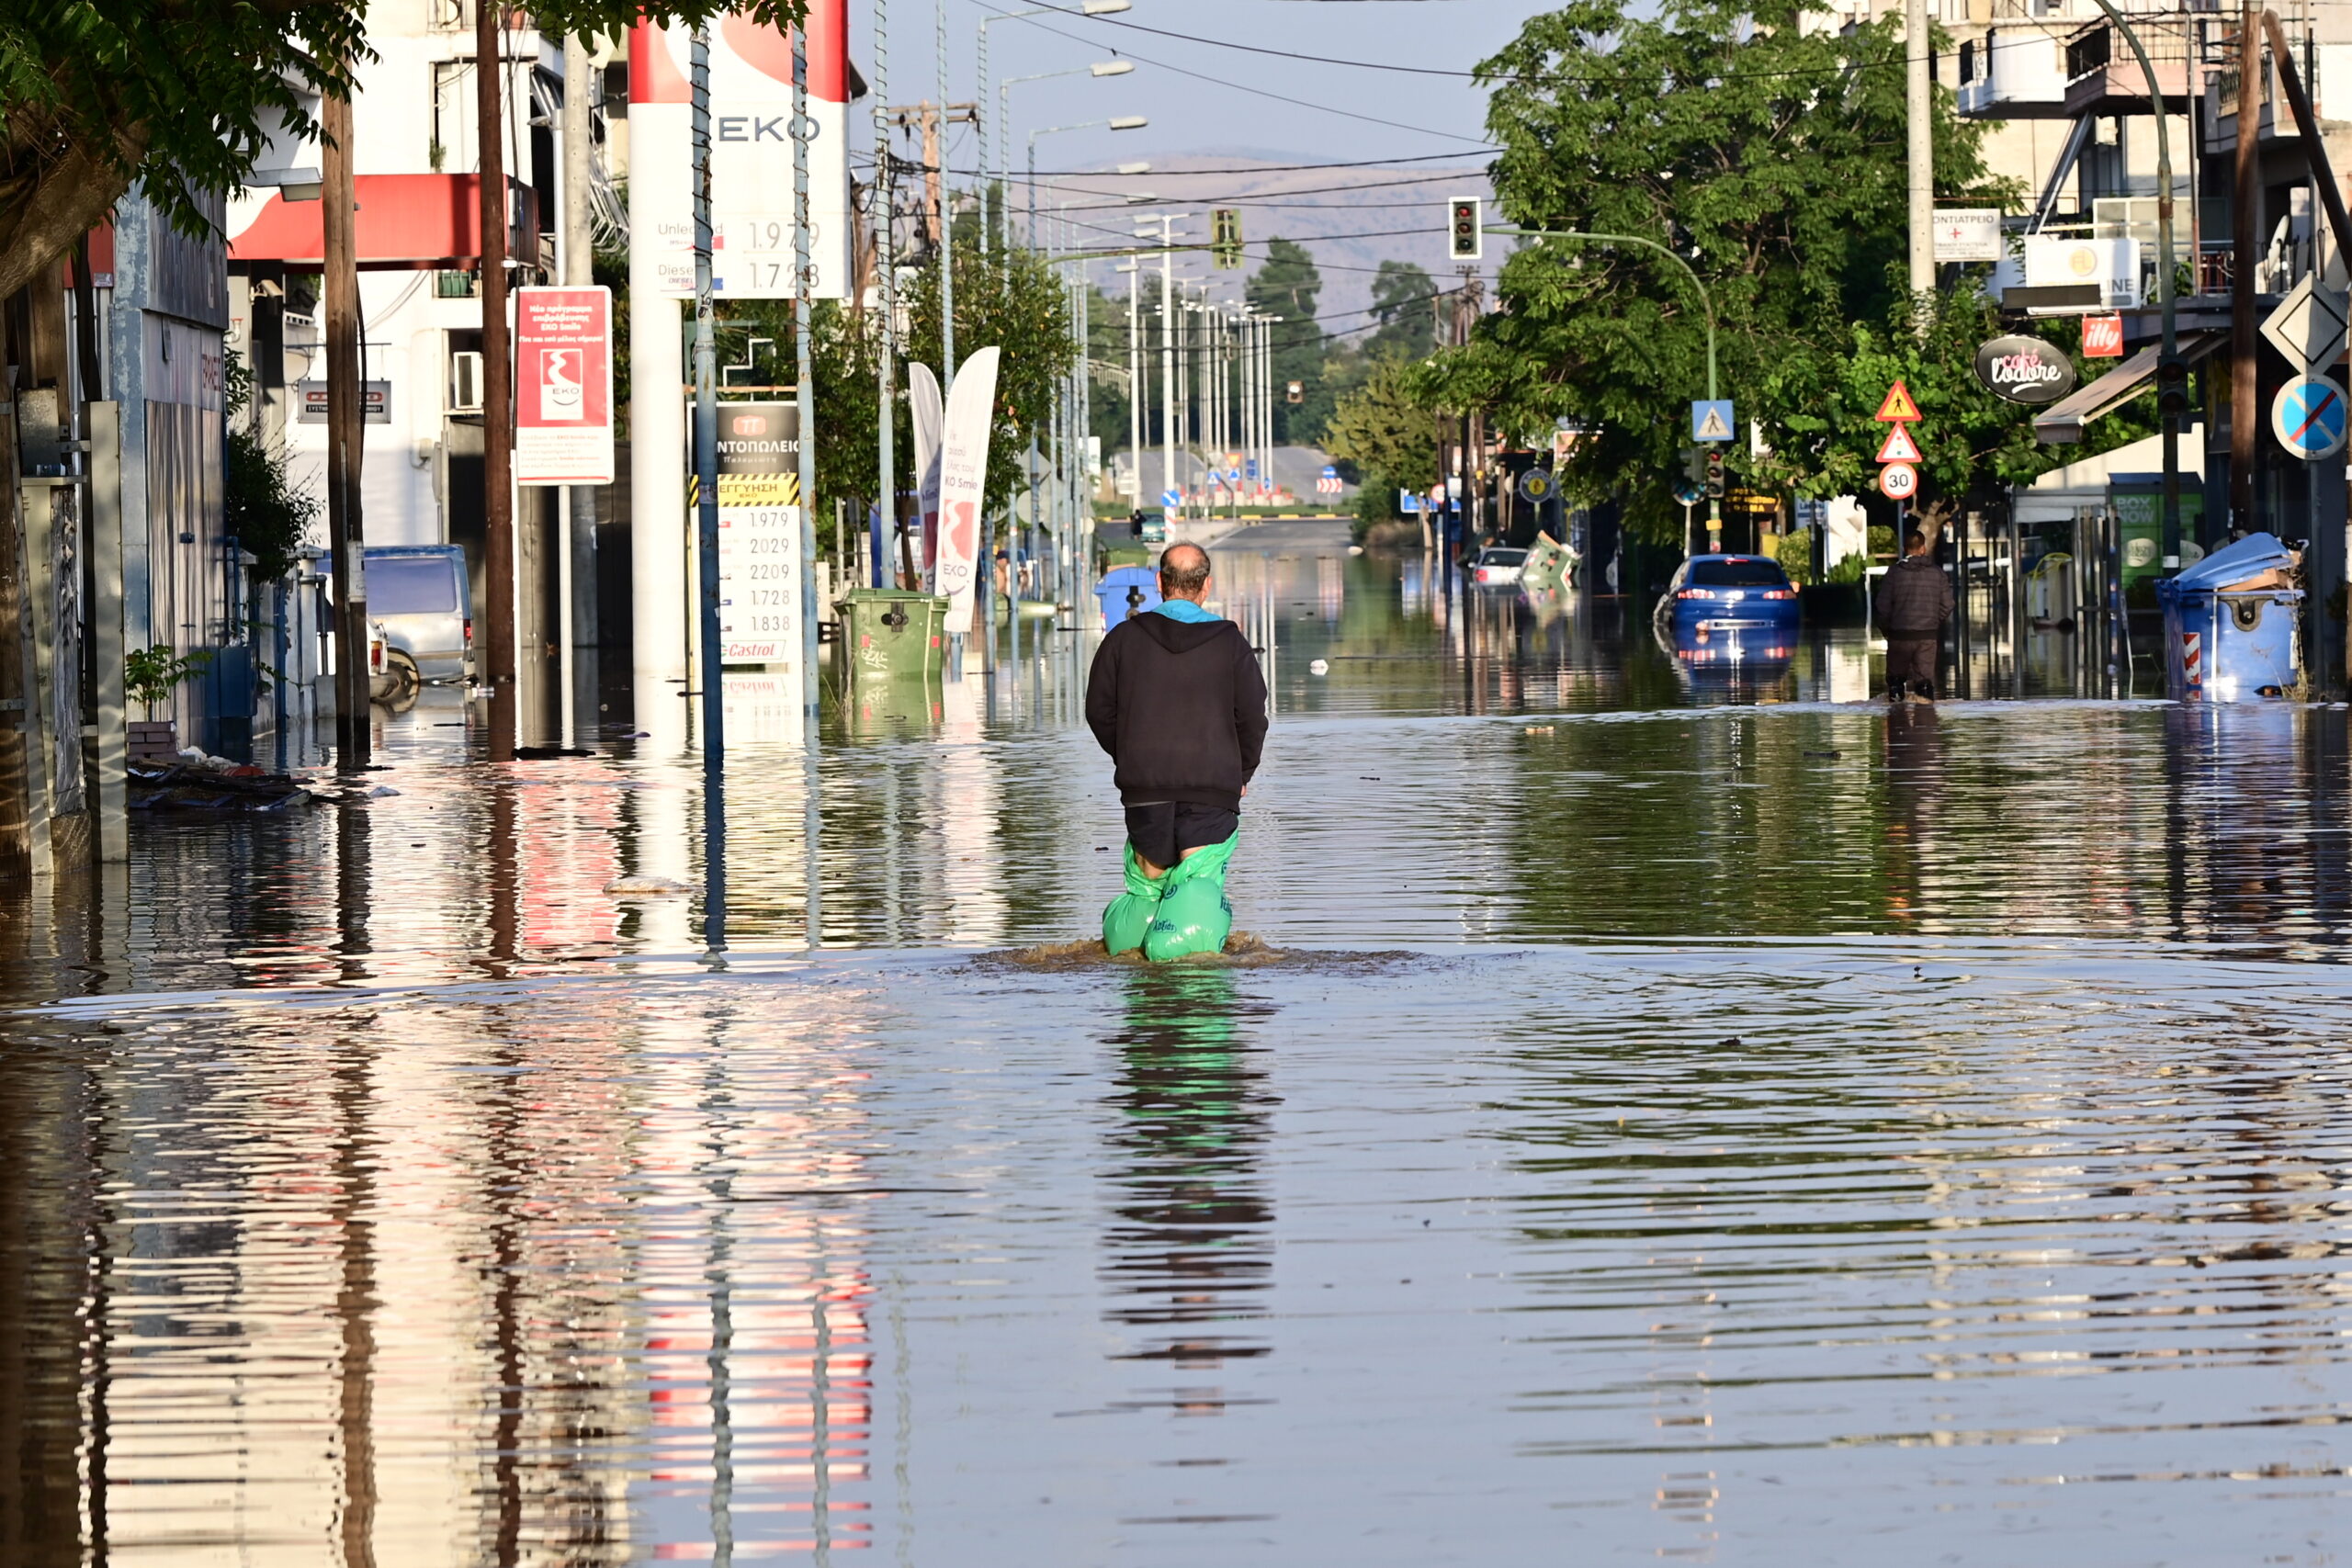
[2062,21,2194,118]
[1958,28,2073,118]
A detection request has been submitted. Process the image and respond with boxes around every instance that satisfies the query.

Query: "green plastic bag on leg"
[1142,832,1237,962]
[1102,844,1165,955]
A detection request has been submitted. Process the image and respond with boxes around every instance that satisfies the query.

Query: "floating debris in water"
[605,875,694,897]
[1310,659,1330,675]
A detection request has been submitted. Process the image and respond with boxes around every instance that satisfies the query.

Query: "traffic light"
[1704,449,1725,501]
[1448,197,1482,260]
[2155,353,2189,418]
[1211,208,1242,271]
[1681,447,1706,485]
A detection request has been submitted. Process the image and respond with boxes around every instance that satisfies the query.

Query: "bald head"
[1159,543,1212,601]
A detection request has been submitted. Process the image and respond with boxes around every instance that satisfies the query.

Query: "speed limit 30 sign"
[1878,461,1920,501]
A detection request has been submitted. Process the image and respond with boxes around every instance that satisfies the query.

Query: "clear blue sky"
[865,0,1531,174]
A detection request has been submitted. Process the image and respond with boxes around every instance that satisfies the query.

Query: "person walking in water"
[1875,528,1953,702]
[1086,543,1267,958]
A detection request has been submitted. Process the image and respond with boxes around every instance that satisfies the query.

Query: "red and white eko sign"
[515,286,615,484]
[2081,313,2125,359]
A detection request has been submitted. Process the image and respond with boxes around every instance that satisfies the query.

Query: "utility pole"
[1159,217,1179,525]
[793,22,820,716]
[477,0,516,761]
[560,32,594,746]
[1125,262,1143,510]
[691,25,726,943]
[322,81,368,768]
[873,0,895,576]
[935,0,955,397]
[2232,1,2260,532]
[1905,0,1934,315]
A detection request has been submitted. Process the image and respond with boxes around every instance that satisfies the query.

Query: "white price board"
[628,10,853,300]
[718,503,802,666]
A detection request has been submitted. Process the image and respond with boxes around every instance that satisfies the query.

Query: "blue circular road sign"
[2273,375,2349,461]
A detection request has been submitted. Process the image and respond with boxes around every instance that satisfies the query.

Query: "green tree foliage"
[1247,237,1329,444]
[1324,363,1441,530]
[1757,293,2132,533]
[1364,260,1439,362]
[220,349,316,581]
[713,237,1079,552]
[1411,0,2017,539]
[0,1,800,306]
[1085,283,1132,463]
[901,239,1083,524]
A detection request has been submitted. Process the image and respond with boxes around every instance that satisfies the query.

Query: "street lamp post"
[994,62,1134,250]
[1028,116,1147,245]
[2086,0,2181,570]
[1119,260,1144,510]
[978,0,1132,252]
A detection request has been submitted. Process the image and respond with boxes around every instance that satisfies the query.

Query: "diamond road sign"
[2262,275,2350,373]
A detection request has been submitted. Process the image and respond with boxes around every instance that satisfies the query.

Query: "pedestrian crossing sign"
[1875,380,1922,423]
[1691,400,1734,443]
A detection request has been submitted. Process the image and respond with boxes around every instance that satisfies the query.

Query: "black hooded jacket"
[1874,554,1954,637]
[1085,612,1269,810]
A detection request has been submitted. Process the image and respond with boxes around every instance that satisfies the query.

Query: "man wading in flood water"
[1875,528,1954,702]
[1086,542,1268,959]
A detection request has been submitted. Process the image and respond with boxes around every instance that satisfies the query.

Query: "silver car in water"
[363,545,472,688]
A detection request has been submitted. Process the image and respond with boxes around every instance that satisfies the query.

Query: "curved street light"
[1029,116,1146,244]
[985,57,1135,251]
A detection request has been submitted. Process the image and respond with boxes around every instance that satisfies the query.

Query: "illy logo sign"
[2081,315,2125,359]
[1973,333,2077,407]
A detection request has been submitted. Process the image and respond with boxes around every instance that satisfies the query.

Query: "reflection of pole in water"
[1102,968,1277,1379]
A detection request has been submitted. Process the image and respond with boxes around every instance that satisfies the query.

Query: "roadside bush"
[1772,531,1814,585]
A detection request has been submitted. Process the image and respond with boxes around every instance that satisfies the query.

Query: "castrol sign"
[1973,334,2076,406]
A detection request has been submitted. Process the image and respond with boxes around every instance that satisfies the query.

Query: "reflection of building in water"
[1101,969,1278,1389]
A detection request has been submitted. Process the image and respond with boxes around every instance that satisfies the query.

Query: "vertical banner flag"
[703,400,804,666]
[628,2,852,299]
[515,286,615,484]
[910,363,944,574]
[933,347,1003,631]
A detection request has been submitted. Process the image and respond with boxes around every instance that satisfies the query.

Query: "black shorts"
[1124,802,1238,868]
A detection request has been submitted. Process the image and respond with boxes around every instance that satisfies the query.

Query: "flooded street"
[6,520,2352,1563]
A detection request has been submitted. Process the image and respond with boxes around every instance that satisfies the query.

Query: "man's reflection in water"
[1102,967,1278,1397]
[1883,703,1942,928]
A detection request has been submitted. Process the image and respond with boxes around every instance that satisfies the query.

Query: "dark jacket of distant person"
[1875,552,1954,637]
[1085,615,1269,812]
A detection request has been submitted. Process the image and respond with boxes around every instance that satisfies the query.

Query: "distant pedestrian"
[1874,528,1953,701]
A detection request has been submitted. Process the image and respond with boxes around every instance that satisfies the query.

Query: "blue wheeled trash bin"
[2158,533,2301,700]
[1094,566,1162,630]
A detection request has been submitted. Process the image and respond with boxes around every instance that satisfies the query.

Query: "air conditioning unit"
[448,351,483,413]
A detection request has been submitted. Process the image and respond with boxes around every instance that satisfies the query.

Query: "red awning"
[228,174,536,270]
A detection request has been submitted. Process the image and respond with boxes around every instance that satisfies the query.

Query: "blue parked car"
[1661,554,1802,633]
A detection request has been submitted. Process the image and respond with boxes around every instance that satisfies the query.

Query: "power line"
[928,150,1492,178]
[976,0,1924,88]
[963,0,1499,148]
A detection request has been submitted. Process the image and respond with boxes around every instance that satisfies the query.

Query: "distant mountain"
[1060,147,1497,333]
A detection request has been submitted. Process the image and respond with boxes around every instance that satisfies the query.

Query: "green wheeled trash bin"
[837,588,947,687]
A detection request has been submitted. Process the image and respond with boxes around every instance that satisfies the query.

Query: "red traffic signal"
[1448,198,1482,260]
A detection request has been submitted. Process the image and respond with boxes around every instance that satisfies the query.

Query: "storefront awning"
[227,174,536,270]
[2033,329,2228,444]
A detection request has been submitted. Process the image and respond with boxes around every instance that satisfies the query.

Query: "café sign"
[1974,334,2076,406]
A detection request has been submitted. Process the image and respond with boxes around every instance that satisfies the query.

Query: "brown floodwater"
[4,520,2351,1563]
